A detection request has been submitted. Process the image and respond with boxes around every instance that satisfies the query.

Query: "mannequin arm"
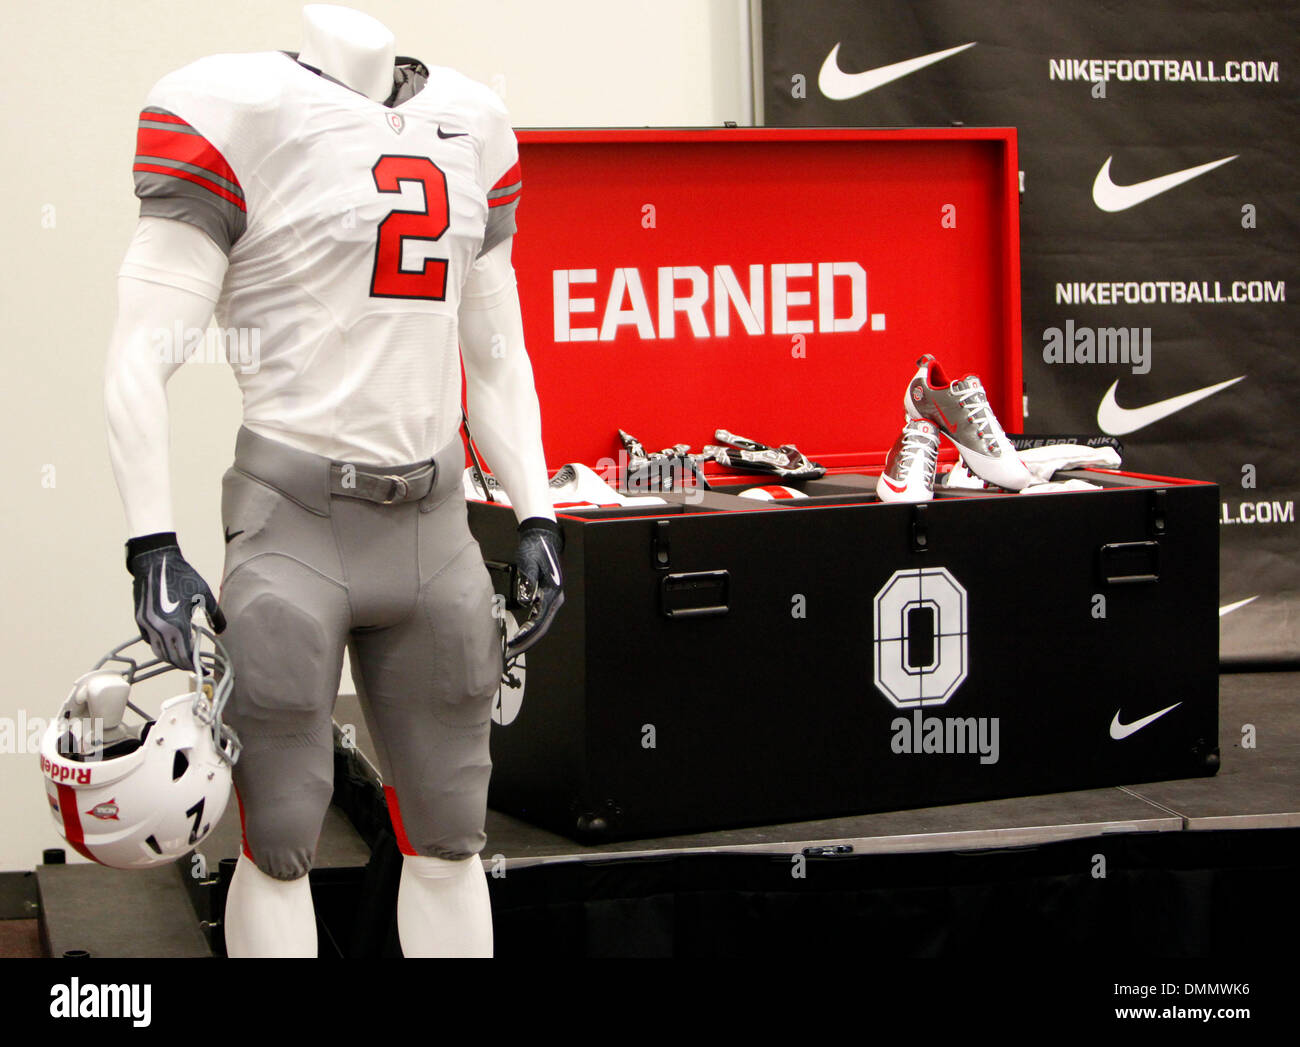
[105,217,228,537]
[459,237,554,524]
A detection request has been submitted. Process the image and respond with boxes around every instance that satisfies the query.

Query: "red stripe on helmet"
[55,783,98,863]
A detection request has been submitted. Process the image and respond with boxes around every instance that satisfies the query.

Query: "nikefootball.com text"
[1055,281,1284,306]
[1220,500,1295,526]
[1050,58,1278,83]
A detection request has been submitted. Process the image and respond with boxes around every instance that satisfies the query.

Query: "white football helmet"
[40,624,241,870]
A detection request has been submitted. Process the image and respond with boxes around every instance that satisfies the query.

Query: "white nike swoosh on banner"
[159,554,179,613]
[1219,596,1258,617]
[1092,154,1237,212]
[818,42,977,100]
[1110,702,1181,740]
[1097,376,1244,435]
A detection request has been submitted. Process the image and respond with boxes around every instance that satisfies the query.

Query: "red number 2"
[369,155,450,300]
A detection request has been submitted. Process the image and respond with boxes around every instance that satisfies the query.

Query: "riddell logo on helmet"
[41,755,92,785]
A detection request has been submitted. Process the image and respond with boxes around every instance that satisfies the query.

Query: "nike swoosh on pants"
[1092,154,1237,212]
[1097,376,1244,435]
[818,42,977,100]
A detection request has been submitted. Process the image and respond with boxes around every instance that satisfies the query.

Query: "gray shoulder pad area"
[133,107,247,254]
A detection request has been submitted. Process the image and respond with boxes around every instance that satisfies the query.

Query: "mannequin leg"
[397,853,493,958]
[224,853,317,958]
[344,446,502,959]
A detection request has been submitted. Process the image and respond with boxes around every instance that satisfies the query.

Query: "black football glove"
[126,532,226,670]
[702,429,826,480]
[617,429,712,492]
[506,519,564,657]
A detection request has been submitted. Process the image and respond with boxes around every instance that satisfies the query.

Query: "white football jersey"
[127,51,522,465]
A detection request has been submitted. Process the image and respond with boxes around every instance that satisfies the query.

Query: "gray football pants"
[219,426,501,880]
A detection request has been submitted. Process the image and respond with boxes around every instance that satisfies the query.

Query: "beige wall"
[0,0,751,871]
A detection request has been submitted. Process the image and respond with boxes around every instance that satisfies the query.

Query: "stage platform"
[350,669,1300,862]
[32,669,1298,957]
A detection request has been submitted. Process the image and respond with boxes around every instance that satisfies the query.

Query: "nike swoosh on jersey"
[158,554,180,613]
[818,42,977,100]
[1092,154,1237,212]
[1110,702,1181,740]
[1097,376,1244,435]
[1219,596,1258,617]
[437,126,468,138]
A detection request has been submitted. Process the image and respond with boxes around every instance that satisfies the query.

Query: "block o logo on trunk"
[873,567,968,708]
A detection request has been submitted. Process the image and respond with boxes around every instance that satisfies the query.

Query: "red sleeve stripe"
[491,161,521,191]
[488,187,521,209]
[140,106,190,126]
[136,123,241,191]
[136,109,242,193]
[133,161,248,212]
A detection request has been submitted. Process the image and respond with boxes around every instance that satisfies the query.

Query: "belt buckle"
[380,474,410,505]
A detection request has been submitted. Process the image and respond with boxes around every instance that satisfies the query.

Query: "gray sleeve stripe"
[487,181,522,200]
[138,118,205,135]
[134,154,244,198]
[479,200,518,257]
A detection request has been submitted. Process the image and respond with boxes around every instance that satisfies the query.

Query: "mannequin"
[105,5,558,958]
[297,4,396,102]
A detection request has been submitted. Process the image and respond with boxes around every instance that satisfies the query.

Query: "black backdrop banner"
[759,0,1299,663]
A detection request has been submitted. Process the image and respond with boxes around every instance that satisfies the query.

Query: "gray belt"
[329,460,437,504]
[232,426,444,514]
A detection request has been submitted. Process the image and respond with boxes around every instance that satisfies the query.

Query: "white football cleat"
[905,354,1032,491]
[877,418,940,503]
